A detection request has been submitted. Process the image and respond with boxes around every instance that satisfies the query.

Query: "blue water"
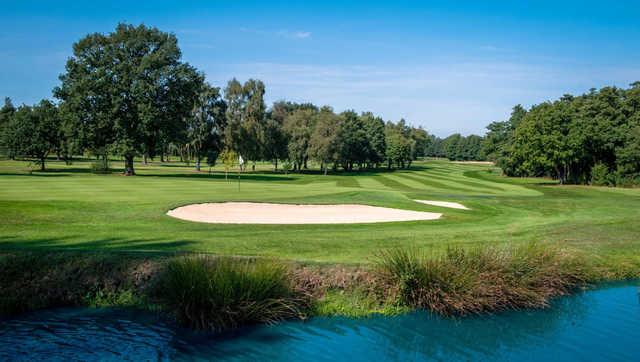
[1,283,639,361]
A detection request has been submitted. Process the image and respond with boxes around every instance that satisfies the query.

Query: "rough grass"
[0,245,636,329]
[155,256,309,331]
[0,252,155,316]
[377,242,597,315]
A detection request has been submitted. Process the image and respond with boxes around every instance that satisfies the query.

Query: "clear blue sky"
[2,1,639,136]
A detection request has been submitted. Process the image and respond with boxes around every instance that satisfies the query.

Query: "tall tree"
[224,78,267,170]
[261,117,288,171]
[3,101,61,170]
[309,106,340,174]
[284,108,317,170]
[336,111,370,170]
[361,112,386,167]
[55,23,201,175]
[384,120,414,169]
[0,98,16,156]
[186,83,226,171]
[512,99,579,183]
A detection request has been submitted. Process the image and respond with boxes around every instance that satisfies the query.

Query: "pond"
[1,282,639,361]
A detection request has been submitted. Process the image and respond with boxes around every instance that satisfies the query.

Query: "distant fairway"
[1,159,639,265]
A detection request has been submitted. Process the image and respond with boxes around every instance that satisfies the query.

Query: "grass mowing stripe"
[1,159,640,267]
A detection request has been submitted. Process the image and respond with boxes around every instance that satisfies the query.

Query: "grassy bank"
[1,158,639,329]
[2,243,638,331]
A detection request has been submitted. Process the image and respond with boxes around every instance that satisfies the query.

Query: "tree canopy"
[54,23,202,175]
[0,24,498,175]
[483,83,640,185]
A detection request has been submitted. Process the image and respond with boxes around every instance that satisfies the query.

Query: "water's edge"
[1,281,639,361]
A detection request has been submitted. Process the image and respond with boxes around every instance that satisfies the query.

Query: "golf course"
[2,158,639,268]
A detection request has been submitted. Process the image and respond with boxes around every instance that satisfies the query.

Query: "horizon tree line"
[0,23,487,175]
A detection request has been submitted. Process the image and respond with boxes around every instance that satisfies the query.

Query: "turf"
[1,158,639,266]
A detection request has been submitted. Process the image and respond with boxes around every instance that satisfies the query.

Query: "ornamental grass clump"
[377,242,595,316]
[157,255,308,331]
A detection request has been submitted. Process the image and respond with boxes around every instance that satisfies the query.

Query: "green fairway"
[1,159,639,265]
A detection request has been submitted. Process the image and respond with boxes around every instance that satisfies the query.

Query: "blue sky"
[2,1,639,136]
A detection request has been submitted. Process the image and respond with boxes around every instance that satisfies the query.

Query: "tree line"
[483,84,640,185]
[0,24,491,175]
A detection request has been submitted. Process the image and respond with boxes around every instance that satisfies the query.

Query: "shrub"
[377,242,595,315]
[591,162,613,186]
[156,256,308,331]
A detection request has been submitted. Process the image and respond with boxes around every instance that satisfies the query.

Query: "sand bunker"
[167,202,442,224]
[414,200,470,210]
[451,161,494,165]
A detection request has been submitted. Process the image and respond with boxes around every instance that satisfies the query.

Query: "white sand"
[167,202,442,224]
[414,200,470,210]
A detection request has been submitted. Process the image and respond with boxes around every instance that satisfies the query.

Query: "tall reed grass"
[377,242,595,315]
[156,256,308,331]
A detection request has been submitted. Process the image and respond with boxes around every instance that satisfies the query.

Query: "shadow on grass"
[0,235,198,254]
[137,172,295,182]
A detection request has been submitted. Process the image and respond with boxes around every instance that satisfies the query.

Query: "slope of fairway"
[1,159,639,264]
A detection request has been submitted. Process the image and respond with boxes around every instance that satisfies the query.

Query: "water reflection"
[1,283,638,361]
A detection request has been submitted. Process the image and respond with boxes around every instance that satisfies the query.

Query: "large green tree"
[0,98,16,156]
[3,100,61,170]
[336,111,370,170]
[186,83,226,171]
[309,106,340,174]
[55,23,202,175]
[360,112,386,167]
[284,108,317,170]
[224,78,267,170]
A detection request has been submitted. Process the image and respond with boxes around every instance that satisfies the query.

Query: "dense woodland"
[0,24,484,175]
[0,23,638,186]
[484,84,640,185]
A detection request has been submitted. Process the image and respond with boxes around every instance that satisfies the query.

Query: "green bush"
[377,242,594,315]
[591,162,613,186]
[156,256,308,331]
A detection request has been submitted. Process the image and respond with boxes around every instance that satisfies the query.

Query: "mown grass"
[1,158,639,267]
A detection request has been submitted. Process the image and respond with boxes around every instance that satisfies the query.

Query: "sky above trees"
[2,0,639,136]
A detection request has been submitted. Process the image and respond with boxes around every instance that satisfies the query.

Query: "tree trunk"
[40,157,46,171]
[124,154,135,176]
[274,158,278,172]
[142,154,148,165]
